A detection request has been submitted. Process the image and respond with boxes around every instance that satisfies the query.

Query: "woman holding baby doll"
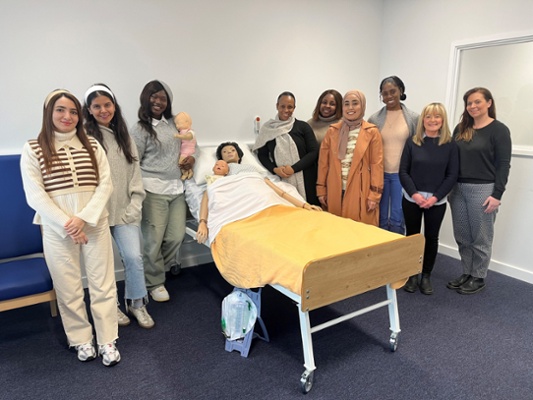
[253,91,320,205]
[20,89,120,366]
[130,80,195,303]
[83,83,154,328]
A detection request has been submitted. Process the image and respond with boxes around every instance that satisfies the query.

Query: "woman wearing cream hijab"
[317,90,384,226]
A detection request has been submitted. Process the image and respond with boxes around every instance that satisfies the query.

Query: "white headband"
[84,85,115,104]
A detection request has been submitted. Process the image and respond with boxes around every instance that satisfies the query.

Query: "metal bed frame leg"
[386,284,400,352]
[297,306,316,394]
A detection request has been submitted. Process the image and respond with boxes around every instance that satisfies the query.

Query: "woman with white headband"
[83,83,155,329]
[20,89,120,366]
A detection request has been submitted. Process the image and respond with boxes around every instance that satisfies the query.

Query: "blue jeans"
[111,224,147,301]
[380,173,404,234]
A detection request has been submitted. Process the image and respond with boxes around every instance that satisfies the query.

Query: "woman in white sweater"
[20,89,120,366]
[83,84,154,329]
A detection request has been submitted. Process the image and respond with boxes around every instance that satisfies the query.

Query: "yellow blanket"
[211,205,402,294]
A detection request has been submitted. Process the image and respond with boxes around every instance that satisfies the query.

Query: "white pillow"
[192,142,267,185]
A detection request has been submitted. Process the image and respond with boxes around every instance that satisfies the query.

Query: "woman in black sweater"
[447,87,511,295]
[399,103,459,294]
[253,91,319,205]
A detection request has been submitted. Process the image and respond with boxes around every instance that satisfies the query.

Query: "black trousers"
[402,198,447,274]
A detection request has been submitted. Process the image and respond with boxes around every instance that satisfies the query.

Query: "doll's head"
[212,160,229,176]
[216,142,243,164]
[174,112,192,132]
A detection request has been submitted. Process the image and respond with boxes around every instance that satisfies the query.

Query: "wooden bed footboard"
[300,234,425,311]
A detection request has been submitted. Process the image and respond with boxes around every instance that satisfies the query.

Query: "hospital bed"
[183,143,424,394]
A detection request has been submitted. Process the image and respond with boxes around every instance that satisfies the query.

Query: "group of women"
[253,80,511,298]
[19,77,511,367]
[20,80,194,366]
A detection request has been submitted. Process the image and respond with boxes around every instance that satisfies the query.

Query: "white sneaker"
[150,286,170,302]
[129,305,155,329]
[117,306,131,327]
[99,342,121,367]
[76,342,96,362]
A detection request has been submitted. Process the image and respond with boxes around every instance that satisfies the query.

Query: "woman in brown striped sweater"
[20,89,120,367]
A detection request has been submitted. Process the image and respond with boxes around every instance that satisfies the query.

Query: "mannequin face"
[220,145,240,163]
[213,160,229,176]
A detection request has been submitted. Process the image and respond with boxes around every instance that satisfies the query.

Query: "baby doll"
[174,111,197,180]
[205,160,229,185]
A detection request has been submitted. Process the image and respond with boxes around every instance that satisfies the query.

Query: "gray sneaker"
[129,305,155,329]
[99,342,121,367]
[117,306,131,327]
[76,342,96,362]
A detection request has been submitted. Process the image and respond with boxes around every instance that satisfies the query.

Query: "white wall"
[380,0,533,283]
[0,0,384,154]
[2,0,532,284]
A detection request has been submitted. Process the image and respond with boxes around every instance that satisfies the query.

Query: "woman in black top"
[253,91,319,205]
[447,88,511,295]
[399,103,459,294]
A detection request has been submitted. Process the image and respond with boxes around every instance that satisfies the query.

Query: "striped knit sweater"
[20,130,113,238]
[27,138,99,196]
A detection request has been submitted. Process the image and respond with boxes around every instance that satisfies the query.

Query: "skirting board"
[438,244,533,285]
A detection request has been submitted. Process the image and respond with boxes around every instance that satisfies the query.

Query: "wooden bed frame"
[185,224,424,394]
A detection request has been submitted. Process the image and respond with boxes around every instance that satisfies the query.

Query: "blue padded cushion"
[0,257,53,301]
[0,154,44,259]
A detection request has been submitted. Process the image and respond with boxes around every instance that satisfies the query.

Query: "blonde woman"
[399,103,459,294]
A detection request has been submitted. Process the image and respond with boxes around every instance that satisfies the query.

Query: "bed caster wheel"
[170,263,182,276]
[389,332,399,352]
[300,370,314,394]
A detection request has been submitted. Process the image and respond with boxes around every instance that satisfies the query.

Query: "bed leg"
[386,284,400,352]
[297,306,316,393]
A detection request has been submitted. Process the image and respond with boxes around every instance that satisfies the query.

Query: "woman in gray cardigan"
[83,84,154,329]
[368,76,418,234]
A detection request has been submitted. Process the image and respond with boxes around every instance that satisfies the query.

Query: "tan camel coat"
[316,120,384,226]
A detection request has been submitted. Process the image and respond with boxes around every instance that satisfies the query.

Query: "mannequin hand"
[196,224,208,244]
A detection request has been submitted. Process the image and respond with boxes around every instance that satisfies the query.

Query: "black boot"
[403,275,418,293]
[457,277,485,295]
[446,274,470,290]
[419,273,433,295]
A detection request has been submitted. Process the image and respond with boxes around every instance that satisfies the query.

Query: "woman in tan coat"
[317,90,384,226]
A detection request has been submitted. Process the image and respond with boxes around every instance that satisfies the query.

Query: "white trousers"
[42,220,118,346]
